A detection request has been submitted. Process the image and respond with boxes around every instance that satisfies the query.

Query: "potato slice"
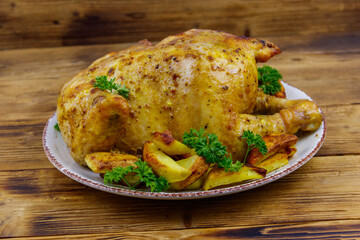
[184,175,205,190]
[143,141,191,183]
[170,155,210,191]
[84,152,138,173]
[203,165,266,190]
[85,152,140,186]
[287,146,297,158]
[255,153,289,173]
[153,131,196,156]
[247,134,298,165]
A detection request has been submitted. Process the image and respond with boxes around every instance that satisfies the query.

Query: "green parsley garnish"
[183,129,269,172]
[182,128,243,172]
[241,130,268,162]
[103,160,169,192]
[93,75,130,98]
[258,65,282,95]
[54,123,60,132]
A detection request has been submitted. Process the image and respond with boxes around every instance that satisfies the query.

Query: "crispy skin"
[253,90,306,115]
[57,87,129,165]
[57,29,322,166]
[246,134,298,165]
[280,101,323,134]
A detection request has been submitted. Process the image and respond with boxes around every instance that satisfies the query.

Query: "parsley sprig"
[183,129,269,172]
[258,65,282,95]
[104,160,169,192]
[54,123,60,132]
[241,130,268,162]
[182,129,243,172]
[93,75,130,98]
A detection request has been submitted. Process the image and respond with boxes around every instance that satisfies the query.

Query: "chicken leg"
[230,100,323,161]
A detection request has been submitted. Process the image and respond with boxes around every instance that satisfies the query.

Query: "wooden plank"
[5,220,360,239]
[0,118,54,170]
[267,31,360,53]
[0,155,360,237]
[317,104,360,156]
[0,0,359,50]
[0,103,359,171]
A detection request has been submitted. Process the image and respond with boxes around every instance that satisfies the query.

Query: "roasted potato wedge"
[247,134,298,165]
[143,141,191,183]
[287,146,297,158]
[85,152,140,186]
[203,165,266,190]
[170,155,210,190]
[255,153,289,173]
[153,131,196,156]
[184,175,205,190]
[84,152,138,173]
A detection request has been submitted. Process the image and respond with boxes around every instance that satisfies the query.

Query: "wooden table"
[0,32,359,239]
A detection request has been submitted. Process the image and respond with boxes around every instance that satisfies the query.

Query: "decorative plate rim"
[42,82,326,200]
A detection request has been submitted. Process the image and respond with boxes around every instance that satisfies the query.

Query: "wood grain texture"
[0,0,359,50]
[1,155,360,238]
[6,220,360,239]
[317,104,360,156]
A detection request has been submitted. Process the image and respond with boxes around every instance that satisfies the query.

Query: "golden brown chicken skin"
[57,29,322,166]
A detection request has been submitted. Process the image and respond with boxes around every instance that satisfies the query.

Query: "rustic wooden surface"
[1,4,360,237]
[0,0,359,50]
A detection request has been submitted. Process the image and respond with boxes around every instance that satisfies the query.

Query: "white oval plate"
[43,82,326,200]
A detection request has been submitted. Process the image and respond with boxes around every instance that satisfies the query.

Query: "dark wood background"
[1,1,360,239]
[1,0,359,50]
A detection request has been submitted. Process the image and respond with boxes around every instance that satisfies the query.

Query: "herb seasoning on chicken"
[57,29,322,166]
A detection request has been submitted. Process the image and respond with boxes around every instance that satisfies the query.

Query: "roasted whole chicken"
[57,29,323,166]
